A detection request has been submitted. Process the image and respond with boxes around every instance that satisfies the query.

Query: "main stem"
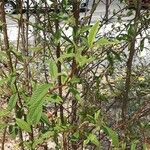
[121,0,142,121]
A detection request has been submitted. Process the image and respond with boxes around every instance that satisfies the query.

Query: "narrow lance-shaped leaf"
[89,133,100,147]
[27,84,51,125]
[96,37,120,47]
[41,113,50,125]
[131,140,139,150]
[103,125,119,147]
[47,94,63,104]
[94,110,102,126]
[28,84,51,106]
[27,105,43,125]
[16,118,31,133]
[88,21,100,48]
[48,60,58,79]
[8,93,18,111]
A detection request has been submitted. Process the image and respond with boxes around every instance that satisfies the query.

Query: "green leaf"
[128,24,135,39]
[46,94,63,104]
[27,106,43,125]
[27,84,51,125]
[8,125,18,139]
[94,110,102,126]
[41,113,50,125]
[88,133,100,147]
[88,21,100,48]
[48,60,58,79]
[0,123,7,130]
[32,131,54,149]
[73,132,80,139]
[78,25,91,35]
[97,38,110,46]
[121,142,126,149]
[83,138,90,146]
[8,93,18,111]
[75,54,95,67]
[97,38,120,46]
[16,118,31,133]
[131,143,137,150]
[103,126,119,147]
[0,109,10,117]
[58,53,75,62]
[69,87,82,101]
[70,76,80,84]
[131,140,139,150]
[140,38,145,51]
[28,84,51,106]
[143,143,150,150]
[54,30,61,44]
[107,52,114,65]
[71,132,80,142]
[111,50,121,61]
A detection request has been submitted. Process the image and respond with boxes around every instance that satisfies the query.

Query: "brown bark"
[121,0,142,121]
